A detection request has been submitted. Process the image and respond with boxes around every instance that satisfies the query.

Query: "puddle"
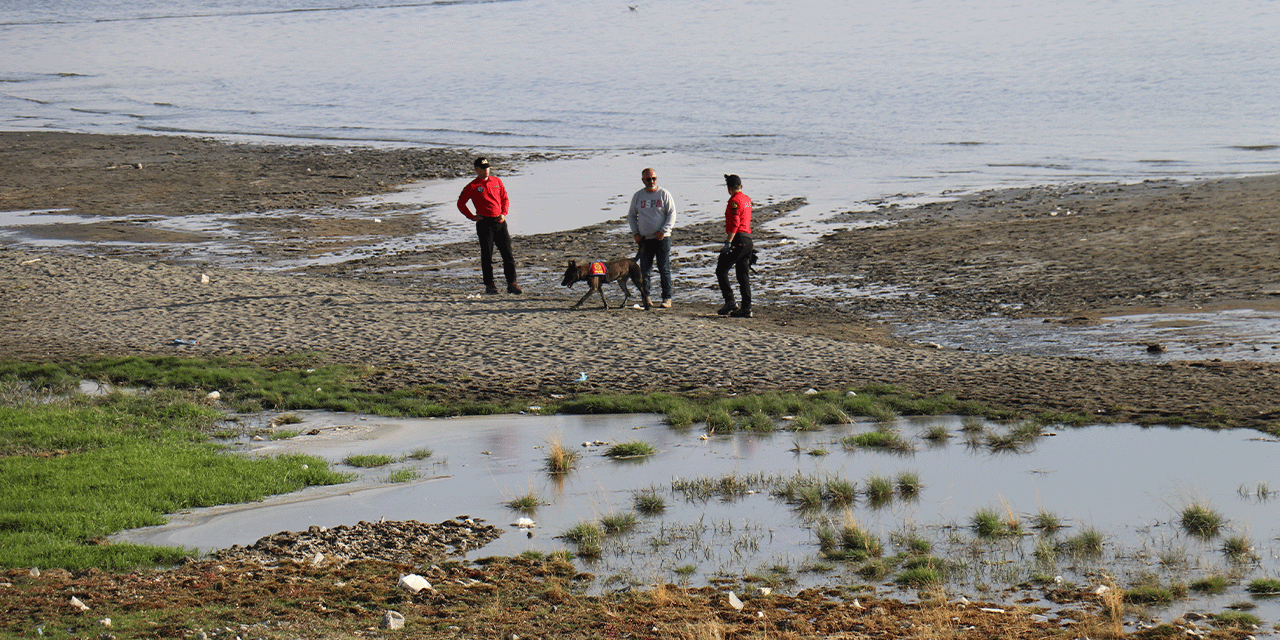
[898,308,1280,363]
[114,410,1280,623]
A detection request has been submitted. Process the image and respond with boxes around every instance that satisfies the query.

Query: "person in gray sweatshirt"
[627,167,679,308]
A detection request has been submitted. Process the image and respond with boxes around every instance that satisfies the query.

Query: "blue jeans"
[636,237,671,300]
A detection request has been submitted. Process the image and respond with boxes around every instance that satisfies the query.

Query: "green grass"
[1222,535,1257,562]
[1245,578,1280,594]
[1031,509,1065,532]
[0,393,348,570]
[342,453,395,468]
[864,475,894,508]
[506,490,543,512]
[1211,611,1262,629]
[383,468,420,483]
[560,521,603,544]
[842,429,916,453]
[895,471,922,499]
[1191,575,1229,594]
[921,425,951,442]
[604,440,657,458]
[825,478,857,507]
[1179,502,1224,539]
[599,512,640,535]
[1061,527,1104,556]
[970,507,1013,539]
[895,566,942,588]
[405,447,434,461]
[632,490,667,515]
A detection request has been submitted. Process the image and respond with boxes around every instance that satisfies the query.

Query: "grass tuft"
[604,440,657,458]
[1179,502,1224,539]
[545,440,580,474]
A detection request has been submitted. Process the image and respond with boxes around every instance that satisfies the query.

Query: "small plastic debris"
[728,591,743,611]
[980,607,1005,613]
[205,391,220,401]
[397,574,432,594]
[170,339,199,346]
[803,388,818,394]
[70,596,89,611]
[199,273,210,283]
[574,372,588,383]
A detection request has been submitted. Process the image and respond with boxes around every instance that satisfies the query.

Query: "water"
[4,0,1280,231]
[114,410,1280,622]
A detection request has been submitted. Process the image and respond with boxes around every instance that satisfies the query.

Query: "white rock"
[514,517,536,529]
[397,574,432,594]
[312,552,324,565]
[757,587,771,596]
[380,610,405,630]
[199,273,210,283]
[70,596,89,611]
[803,388,818,395]
[98,618,112,627]
[206,391,220,401]
[29,567,39,577]
[1094,585,1110,595]
[727,591,743,611]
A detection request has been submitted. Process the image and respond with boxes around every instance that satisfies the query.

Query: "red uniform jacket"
[457,176,510,220]
[724,192,752,235]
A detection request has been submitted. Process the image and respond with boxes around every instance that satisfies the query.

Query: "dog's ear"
[566,260,576,267]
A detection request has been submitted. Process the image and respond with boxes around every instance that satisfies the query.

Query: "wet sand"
[2,132,1279,429]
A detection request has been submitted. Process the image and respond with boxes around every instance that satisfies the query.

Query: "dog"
[561,258,648,310]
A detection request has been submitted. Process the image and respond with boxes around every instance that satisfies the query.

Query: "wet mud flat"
[4,132,1280,638]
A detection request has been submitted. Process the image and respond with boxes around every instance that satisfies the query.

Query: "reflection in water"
[112,410,1280,623]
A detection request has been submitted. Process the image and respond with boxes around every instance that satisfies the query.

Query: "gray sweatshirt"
[627,187,678,238]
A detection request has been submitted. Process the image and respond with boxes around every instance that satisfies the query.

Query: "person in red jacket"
[457,157,521,294]
[716,173,753,317]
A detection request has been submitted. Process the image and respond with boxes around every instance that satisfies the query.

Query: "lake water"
[4,0,1280,233]
[112,410,1280,624]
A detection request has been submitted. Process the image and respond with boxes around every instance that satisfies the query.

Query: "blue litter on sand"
[170,339,199,346]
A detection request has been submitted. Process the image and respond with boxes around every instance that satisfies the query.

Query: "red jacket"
[724,191,752,235]
[457,176,510,220]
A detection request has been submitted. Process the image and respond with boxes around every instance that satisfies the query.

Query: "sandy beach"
[2,131,1279,429]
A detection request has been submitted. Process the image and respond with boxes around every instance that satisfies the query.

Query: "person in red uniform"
[457,157,521,294]
[716,173,753,317]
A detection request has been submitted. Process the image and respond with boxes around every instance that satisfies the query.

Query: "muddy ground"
[2,132,1279,638]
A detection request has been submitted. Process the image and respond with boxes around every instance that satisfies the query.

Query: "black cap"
[725,174,742,188]
[474,157,490,168]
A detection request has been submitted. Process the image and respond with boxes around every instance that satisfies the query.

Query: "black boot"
[717,301,737,316]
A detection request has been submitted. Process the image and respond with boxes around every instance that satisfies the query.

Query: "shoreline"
[2,132,1280,429]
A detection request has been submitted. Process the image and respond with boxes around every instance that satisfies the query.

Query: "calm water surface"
[114,410,1280,621]
[4,0,1280,229]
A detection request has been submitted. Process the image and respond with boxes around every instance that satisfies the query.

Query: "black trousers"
[476,217,517,287]
[715,233,753,307]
